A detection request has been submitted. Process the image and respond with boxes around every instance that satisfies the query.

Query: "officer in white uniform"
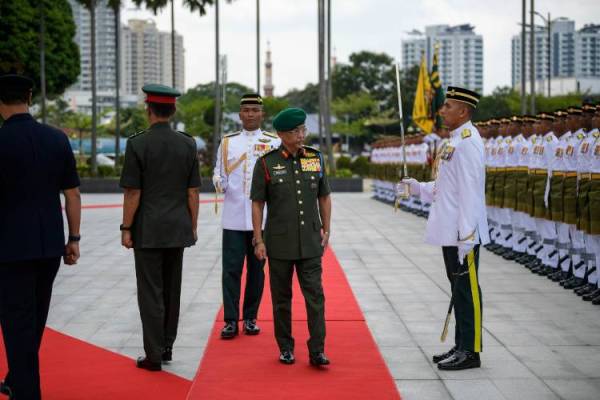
[403,86,488,371]
[213,94,281,338]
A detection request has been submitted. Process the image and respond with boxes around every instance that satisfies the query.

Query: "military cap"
[488,119,501,125]
[554,109,568,118]
[500,117,511,124]
[567,106,583,115]
[522,115,538,123]
[510,115,523,123]
[0,74,34,95]
[240,93,263,106]
[142,83,181,104]
[537,112,556,121]
[272,107,307,132]
[582,104,596,114]
[445,86,481,108]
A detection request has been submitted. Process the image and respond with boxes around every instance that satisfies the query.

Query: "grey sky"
[122,0,600,96]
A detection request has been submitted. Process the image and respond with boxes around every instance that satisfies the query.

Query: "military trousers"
[442,246,482,353]
[0,257,60,400]
[134,248,184,362]
[222,229,265,322]
[268,257,326,354]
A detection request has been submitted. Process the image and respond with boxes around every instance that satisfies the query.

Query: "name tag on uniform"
[300,158,321,172]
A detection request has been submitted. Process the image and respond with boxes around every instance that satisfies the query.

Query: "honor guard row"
[480,105,600,304]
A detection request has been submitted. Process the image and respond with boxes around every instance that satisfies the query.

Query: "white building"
[401,24,484,94]
[512,19,600,95]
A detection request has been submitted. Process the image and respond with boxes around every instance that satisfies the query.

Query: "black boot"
[575,283,596,296]
[564,277,586,290]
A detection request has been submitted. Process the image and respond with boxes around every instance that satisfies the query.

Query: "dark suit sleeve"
[119,140,142,189]
[250,158,267,201]
[318,153,331,197]
[60,135,80,190]
[188,142,201,188]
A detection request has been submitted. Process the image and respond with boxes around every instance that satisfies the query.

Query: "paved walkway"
[47,193,600,400]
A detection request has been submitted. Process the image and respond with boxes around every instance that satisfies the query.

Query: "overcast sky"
[122,0,600,96]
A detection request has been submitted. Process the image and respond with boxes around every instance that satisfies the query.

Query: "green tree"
[44,98,74,129]
[0,0,80,98]
[177,97,213,139]
[120,107,147,136]
[262,97,289,129]
[65,112,91,159]
[282,83,319,113]
[331,92,378,136]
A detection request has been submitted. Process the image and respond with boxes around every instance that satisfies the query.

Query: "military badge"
[272,163,287,176]
[461,129,471,139]
[555,148,563,157]
[566,145,574,156]
[273,164,285,170]
[441,146,455,161]
[508,146,514,154]
[577,133,584,140]
[300,158,321,172]
[595,145,600,156]
[581,143,589,154]
[258,138,271,143]
[521,147,528,155]
[546,136,552,142]
[254,144,271,153]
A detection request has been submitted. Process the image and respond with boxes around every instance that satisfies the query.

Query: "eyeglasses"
[285,126,307,135]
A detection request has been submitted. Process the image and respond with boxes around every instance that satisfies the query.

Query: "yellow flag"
[412,54,434,133]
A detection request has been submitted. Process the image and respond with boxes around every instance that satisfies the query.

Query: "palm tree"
[75,0,98,175]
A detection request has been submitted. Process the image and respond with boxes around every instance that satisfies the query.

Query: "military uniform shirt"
[213,129,280,231]
[120,122,200,249]
[418,121,490,246]
[0,113,80,263]
[250,146,331,260]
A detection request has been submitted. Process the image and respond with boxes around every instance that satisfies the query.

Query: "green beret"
[142,83,181,104]
[273,107,307,132]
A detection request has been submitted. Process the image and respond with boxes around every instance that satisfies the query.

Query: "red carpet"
[0,329,191,399]
[188,247,401,400]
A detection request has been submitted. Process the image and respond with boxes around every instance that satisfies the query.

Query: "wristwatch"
[120,224,131,231]
[68,234,81,242]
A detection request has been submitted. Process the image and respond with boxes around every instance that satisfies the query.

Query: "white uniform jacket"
[213,129,281,231]
[418,121,490,246]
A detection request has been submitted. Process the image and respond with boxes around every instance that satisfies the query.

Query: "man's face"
[277,125,307,150]
[239,104,264,131]
[592,112,600,129]
[439,99,470,130]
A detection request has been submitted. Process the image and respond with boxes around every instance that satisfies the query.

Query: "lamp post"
[534,11,552,97]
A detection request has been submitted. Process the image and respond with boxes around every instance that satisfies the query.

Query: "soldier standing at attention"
[403,87,488,370]
[0,74,81,400]
[120,84,201,371]
[250,108,332,367]
[213,94,280,339]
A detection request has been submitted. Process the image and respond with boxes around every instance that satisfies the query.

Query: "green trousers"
[442,245,483,353]
[268,257,326,354]
[134,248,184,362]
[222,229,265,322]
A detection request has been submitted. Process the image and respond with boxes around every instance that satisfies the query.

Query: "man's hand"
[402,177,421,196]
[321,230,330,248]
[64,242,80,265]
[193,229,198,242]
[254,242,266,261]
[122,231,133,249]
[212,175,226,193]
[458,242,474,265]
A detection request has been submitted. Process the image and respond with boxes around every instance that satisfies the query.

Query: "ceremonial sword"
[394,63,410,211]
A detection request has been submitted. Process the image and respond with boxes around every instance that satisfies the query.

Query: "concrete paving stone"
[491,378,560,400]
[544,378,600,400]
[395,380,452,400]
[444,379,506,400]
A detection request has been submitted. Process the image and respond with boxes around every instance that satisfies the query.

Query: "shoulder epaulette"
[263,131,278,138]
[177,130,193,138]
[224,131,241,138]
[577,133,585,140]
[593,131,600,138]
[128,129,147,139]
[461,129,471,139]
[303,145,321,153]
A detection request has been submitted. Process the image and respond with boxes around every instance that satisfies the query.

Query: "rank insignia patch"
[254,144,271,153]
[300,158,321,172]
[566,146,574,156]
[461,129,471,139]
[581,143,589,154]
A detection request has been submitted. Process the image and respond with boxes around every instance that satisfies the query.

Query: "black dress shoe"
[502,250,517,260]
[583,289,600,301]
[560,276,577,287]
[564,277,585,290]
[551,271,568,282]
[592,295,600,305]
[537,266,553,276]
[243,319,260,335]
[162,346,172,362]
[432,347,456,363]
[136,356,162,371]
[575,283,596,296]
[221,321,239,339]
[279,350,295,364]
[0,381,12,397]
[437,350,481,371]
[309,352,330,366]
[526,260,541,270]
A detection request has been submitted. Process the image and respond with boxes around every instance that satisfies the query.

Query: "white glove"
[458,242,475,265]
[402,177,421,196]
[212,175,226,193]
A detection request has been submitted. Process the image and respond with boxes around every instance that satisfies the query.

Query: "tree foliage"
[282,83,319,113]
[0,0,80,98]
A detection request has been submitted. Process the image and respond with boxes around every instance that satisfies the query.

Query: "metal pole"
[256,0,260,94]
[90,0,98,175]
[530,0,535,114]
[325,0,334,172]
[317,0,324,150]
[521,0,527,114]
[171,0,176,88]
[212,0,221,163]
[39,2,46,124]
[115,5,121,166]
[548,12,551,97]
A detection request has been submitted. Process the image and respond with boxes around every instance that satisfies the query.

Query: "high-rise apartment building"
[402,24,484,94]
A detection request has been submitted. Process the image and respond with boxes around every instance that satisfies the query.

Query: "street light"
[534,11,552,97]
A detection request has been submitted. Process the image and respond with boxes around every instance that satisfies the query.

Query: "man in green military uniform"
[250,108,332,366]
[120,84,201,371]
